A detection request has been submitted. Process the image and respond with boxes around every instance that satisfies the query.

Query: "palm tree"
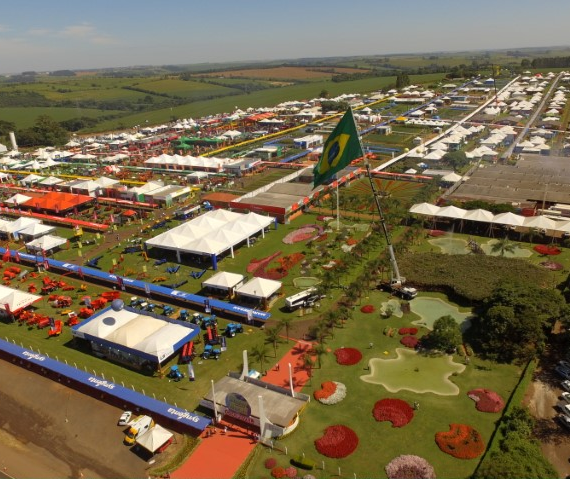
[278,316,292,342]
[312,343,327,369]
[250,344,269,374]
[491,236,516,257]
[264,326,282,357]
[302,353,315,384]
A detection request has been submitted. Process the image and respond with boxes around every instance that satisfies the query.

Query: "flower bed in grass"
[533,244,561,255]
[314,381,347,405]
[400,335,419,349]
[540,261,564,270]
[467,388,505,413]
[346,238,358,246]
[334,347,362,365]
[314,425,358,458]
[398,327,418,335]
[435,423,485,459]
[247,252,281,274]
[373,398,414,427]
[360,304,375,314]
[385,455,436,479]
[271,466,286,478]
[283,225,324,244]
[265,458,277,469]
[428,230,447,237]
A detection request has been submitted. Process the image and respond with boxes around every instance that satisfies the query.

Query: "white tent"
[6,193,32,205]
[0,284,41,314]
[235,277,281,300]
[441,172,462,183]
[17,223,56,239]
[522,215,558,231]
[409,203,440,216]
[136,425,173,453]
[463,209,494,223]
[26,234,67,253]
[437,205,467,219]
[202,271,245,292]
[491,212,525,227]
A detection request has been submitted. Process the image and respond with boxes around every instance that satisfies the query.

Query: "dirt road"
[0,360,150,479]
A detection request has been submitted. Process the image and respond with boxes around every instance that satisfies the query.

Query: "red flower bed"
[428,229,447,237]
[400,336,419,349]
[316,233,328,242]
[283,225,324,244]
[435,423,485,459]
[533,244,561,255]
[271,466,286,478]
[360,304,375,314]
[276,253,305,270]
[373,398,414,427]
[334,347,362,365]
[467,388,505,413]
[247,252,281,273]
[314,381,337,401]
[314,425,359,458]
[346,238,358,245]
[398,327,418,335]
[265,458,277,469]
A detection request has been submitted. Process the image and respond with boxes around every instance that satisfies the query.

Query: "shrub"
[334,347,362,365]
[291,456,315,470]
[400,335,419,349]
[435,423,485,459]
[385,454,436,479]
[373,398,414,427]
[314,425,359,458]
[264,458,277,469]
[467,388,505,413]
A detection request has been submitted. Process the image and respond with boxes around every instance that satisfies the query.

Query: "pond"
[429,237,470,255]
[361,348,465,396]
[481,239,533,258]
[410,297,472,332]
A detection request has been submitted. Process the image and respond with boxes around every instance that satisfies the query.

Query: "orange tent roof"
[29,192,94,211]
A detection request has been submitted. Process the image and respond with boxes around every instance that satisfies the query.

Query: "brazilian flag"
[313,108,363,188]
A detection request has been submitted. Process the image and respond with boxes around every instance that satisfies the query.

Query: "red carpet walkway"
[171,339,314,479]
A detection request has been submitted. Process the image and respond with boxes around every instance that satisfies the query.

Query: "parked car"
[555,366,570,380]
[562,380,570,393]
[559,360,570,370]
[561,391,570,404]
[557,414,570,430]
[118,411,133,426]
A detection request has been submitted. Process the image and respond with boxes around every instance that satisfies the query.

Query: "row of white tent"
[409,203,570,234]
[144,154,228,171]
[145,208,275,262]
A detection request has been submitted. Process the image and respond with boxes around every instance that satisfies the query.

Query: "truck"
[124,415,154,445]
[379,279,418,300]
[285,287,321,311]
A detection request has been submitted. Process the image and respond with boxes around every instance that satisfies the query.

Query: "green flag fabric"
[313,108,363,188]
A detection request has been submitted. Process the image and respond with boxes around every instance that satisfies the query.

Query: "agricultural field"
[196,65,369,81]
[133,78,241,99]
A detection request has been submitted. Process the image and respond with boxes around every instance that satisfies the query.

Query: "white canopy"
[522,215,558,231]
[491,212,526,226]
[202,271,245,290]
[0,284,41,313]
[136,425,173,453]
[26,234,67,252]
[463,209,494,223]
[437,205,467,219]
[409,203,440,216]
[235,277,282,299]
[441,172,462,183]
[17,223,56,238]
[6,193,32,205]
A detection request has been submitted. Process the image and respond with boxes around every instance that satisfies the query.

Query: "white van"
[285,288,319,311]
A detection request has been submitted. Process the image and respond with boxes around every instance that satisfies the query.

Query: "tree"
[264,326,282,357]
[318,89,329,98]
[423,315,462,352]
[396,72,410,89]
[472,283,569,363]
[17,115,68,147]
[312,343,327,369]
[250,344,269,374]
[491,237,516,257]
[278,316,292,342]
[302,353,314,384]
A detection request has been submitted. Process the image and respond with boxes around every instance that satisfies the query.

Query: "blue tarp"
[0,338,211,432]
[0,247,270,321]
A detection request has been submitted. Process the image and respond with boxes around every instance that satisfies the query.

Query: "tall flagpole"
[336,174,340,231]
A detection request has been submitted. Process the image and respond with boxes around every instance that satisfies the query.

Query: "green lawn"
[2,107,124,129]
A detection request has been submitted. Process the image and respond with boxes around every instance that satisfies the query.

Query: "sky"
[1,0,569,74]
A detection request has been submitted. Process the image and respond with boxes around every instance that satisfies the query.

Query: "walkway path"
[171,339,314,479]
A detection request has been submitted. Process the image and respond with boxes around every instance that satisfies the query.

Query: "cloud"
[28,28,53,36]
[0,24,11,33]
[59,23,97,38]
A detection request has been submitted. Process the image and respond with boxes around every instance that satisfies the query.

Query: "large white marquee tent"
[145,209,275,269]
